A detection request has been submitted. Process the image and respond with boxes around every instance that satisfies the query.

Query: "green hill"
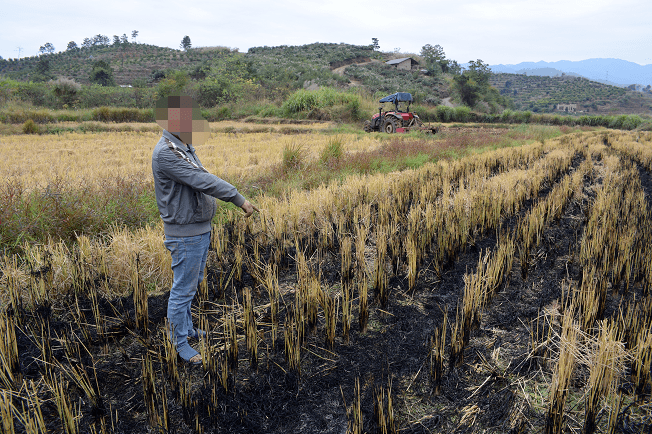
[490,73,652,114]
[0,43,376,88]
[0,44,233,85]
[0,42,448,110]
[1,42,651,117]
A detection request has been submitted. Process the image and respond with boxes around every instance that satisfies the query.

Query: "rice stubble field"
[0,123,651,433]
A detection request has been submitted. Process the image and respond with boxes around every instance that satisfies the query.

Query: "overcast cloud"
[1,0,650,65]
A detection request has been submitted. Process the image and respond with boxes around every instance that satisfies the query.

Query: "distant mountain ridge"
[490,59,652,88]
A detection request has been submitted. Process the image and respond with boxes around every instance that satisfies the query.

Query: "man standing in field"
[152,94,258,365]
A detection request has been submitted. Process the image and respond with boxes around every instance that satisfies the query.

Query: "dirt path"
[441,97,455,107]
[332,61,375,87]
[331,61,373,76]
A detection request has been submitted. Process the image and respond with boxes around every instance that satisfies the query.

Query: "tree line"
[36,32,196,56]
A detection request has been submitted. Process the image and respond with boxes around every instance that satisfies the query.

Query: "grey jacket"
[152,130,245,237]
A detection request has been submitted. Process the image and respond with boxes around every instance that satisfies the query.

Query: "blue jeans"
[164,231,211,360]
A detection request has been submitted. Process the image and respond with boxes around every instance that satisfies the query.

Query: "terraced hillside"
[0,44,234,86]
[491,72,652,114]
[0,43,377,87]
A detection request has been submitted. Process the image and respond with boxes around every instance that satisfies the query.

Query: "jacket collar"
[162,130,196,153]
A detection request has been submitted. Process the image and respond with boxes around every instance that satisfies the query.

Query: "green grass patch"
[0,177,160,254]
[251,123,569,195]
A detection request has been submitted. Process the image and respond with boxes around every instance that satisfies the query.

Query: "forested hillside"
[491,73,652,114]
[0,44,223,85]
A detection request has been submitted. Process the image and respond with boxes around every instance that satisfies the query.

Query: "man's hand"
[240,200,259,218]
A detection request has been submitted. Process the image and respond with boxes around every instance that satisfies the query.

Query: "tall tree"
[92,34,110,46]
[448,60,462,75]
[466,59,491,87]
[39,42,55,55]
[33,56,53,81]
[453,74,480,107]
[420,44,449,73]
[371,38,379,51]
[89,60,115,86]
[113,35,121,46]
[180,36,191,51]
[131,30,139,42]
[453,59,492,107]
[121,34,129,44]
[66,41,78,51]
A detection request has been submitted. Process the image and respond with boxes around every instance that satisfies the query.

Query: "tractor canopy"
[379,92,413,104]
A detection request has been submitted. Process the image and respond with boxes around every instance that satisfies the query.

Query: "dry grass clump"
[545,309,580,434]
[0,224,171,304]
[536,306,630,434]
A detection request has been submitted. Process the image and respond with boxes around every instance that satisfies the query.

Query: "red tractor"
[363,92,439,134]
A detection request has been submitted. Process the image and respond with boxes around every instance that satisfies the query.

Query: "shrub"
[346,98,362,121]
[196,77,233,107]
[281,87,362,119]
[500,109,513,123]
[258,104,280,118]
[14,82,52,107]
[282,143,306,174]
[319,136,343,168]
[0,78,17,105]
[156,70,190,99]
[77,85,152,109]
[22,119,40,134]
[282,89,320,114]
[215,106,232,120]
[436,105,454,122]
[50,77,81,108]
[77,122,103,132]
[409,105,435,122]
[453,106,472,122]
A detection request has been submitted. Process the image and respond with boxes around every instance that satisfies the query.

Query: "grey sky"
[1,0,650,65]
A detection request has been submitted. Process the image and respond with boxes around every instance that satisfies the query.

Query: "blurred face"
[155,95,210,145]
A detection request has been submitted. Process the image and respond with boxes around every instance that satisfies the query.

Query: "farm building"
[386,57,420,70]
[557,103,577,112]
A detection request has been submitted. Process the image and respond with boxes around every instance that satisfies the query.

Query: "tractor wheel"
[363,120,373,133]
[383,117,398,134]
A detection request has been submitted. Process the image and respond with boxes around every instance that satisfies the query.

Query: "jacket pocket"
[191,192,216,223]
[202,193,216,221]
[172,186,196,225]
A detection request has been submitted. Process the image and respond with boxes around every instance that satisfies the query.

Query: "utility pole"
[15,46,23,59]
